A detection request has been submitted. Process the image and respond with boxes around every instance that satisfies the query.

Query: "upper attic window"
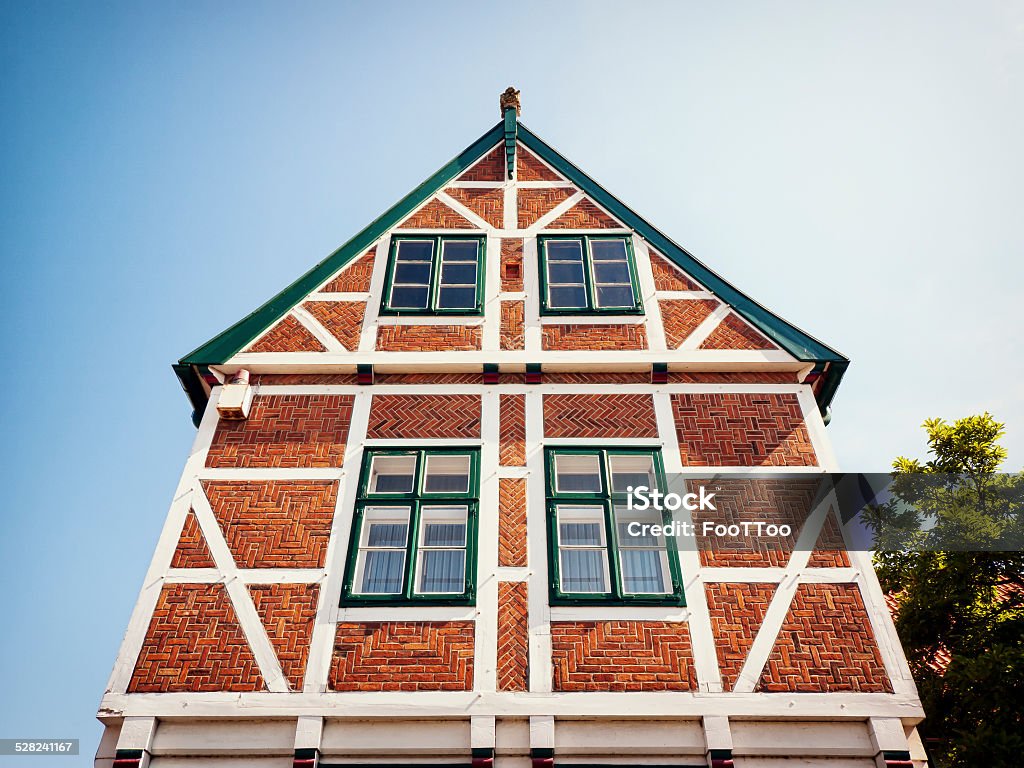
[382,236,485,315]
[538,236,643,315]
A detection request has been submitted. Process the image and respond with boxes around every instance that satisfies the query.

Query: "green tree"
[873,414,1024,767]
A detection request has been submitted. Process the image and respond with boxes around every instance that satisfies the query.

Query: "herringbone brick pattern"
[806,507,851,567]
[398,198,475,229]
[705,582,777,691]
[671,393,817,467]
[666,372,796,384]
[253,374,359,385]
[700,312,777,350]
[501,300,525,350]
[551,621,696,691]
[247,315,326,353]
[302,301,365,351]
[248,583,319,690]
[541,323,648,350]
[375,324,481,351]
[207,395,354,468]
[757,584,893,693]
[651,252,702,291]
[367,394,481,439]
[517,146,562,181]
[543,372,650,383]
[518,187,574,228]
[501,239,524,291]
[498,478,527,567]
[458,146,505,181]
[544,393,658,438]
[323,248,375,293]
[129,583,264,692]
[499,394,526,466]
[547,198,621,229]
[660,299,720,348]
[201,481,337,568]
[689,478,818,567]
[497,582,529,691]
[329,622,475,691]
[170,509,216,568]
[444,187,503,227]
[375,373,482,384]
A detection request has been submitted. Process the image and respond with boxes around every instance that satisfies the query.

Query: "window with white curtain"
[343,448,478,605]
[546,448,684,605]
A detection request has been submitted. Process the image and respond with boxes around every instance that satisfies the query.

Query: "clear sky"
[1,1,1021,762]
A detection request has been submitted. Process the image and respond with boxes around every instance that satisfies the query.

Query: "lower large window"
[545,448,684,605]
[342,448,479,605]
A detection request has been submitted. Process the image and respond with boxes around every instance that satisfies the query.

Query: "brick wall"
[806,508,852,567]
[541,323,648,350]
[367,394,481,439]
[497,583,529,691]
[248,315,326,353]
[498,478,527,567]
[458,145,504,181]
[397,197,474,229]
[129,583,264,692]
[650,252,702,291]
[551,621,696,692]
[701,313,777,350]
[518,188,574,228]
[207,395,354,469]
[705,582,777,691]
[170,509,215,568]
[303,301,365,351]
[500,238,524,291]
[323,248,375,293]
[201,480,337,568]
[248,583,320,690]
[544,393,658,438]
[501,300,525,350]
[445,186,503,227]
[547,198,620,229]
[671,392,817,466]
[376,324,482,351]
[329,622,474,691]
[757,584,893,693]
[517,147,561,181]
[660,299,720,348]
[499,393,525,465]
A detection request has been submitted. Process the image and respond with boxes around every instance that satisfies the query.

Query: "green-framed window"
[545,447,684,606]
[380,235,486,315]
[537,235,643,315]
[341,448,480,606]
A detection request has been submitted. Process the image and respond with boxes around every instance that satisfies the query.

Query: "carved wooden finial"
[500,87,521,116]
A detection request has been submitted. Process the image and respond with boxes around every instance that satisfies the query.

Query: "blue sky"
[1,1,1021,762]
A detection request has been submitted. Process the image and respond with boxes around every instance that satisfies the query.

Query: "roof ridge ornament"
[500,86,521,116]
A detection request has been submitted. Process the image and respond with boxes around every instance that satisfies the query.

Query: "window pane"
[390,285,430,309]
[393,262,431,285]
[590,240,628,261]
[560,549,608,592]
[592,261,631,284]
[442,241,479,261]
[423,455,471,493]
[422,522,467,547]
[367,455,417,494]
[594,284,635,308]
[439,262,477,285]
[396,241,434,262]
[366,522,408,547]
[359,550,405,593]
[609,455,657,493]
[560,521,604,546]
[418,550,465,593]
[437,286,476,309]
[548,261,586,284]
[547,241,583,262]
[620,549,668,594]
[548,286,587,309]
[554,454,602,493]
